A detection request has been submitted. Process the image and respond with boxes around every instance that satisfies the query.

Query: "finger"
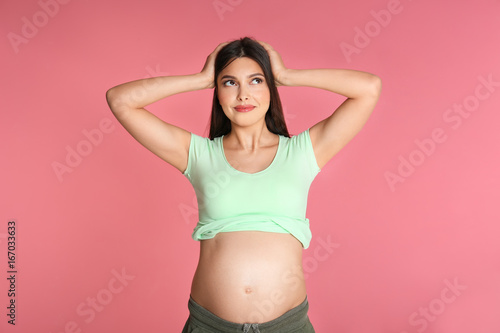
[213,41,229,54]
[205,42,229,67]
[257,40,273,51]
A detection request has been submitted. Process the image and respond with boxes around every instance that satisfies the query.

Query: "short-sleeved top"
[183,129,320,249]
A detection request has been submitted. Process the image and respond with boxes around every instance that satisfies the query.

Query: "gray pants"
[182,296,315,333]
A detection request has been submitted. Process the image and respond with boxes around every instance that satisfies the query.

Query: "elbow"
[106,87,125,114]
[355,74,381,100]
[105,87,117,108]
[368,74,382,98]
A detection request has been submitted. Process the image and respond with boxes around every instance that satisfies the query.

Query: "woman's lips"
[234,105,255,112]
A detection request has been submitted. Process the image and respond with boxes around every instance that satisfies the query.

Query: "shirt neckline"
[219,135,282,175]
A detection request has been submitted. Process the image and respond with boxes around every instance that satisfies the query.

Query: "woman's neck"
[224,123,278,151]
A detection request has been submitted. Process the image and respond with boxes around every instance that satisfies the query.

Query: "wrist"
[277,69,296,87]
[194,72,214,90]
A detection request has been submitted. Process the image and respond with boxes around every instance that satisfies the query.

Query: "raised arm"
[259,41,382,169]
[105,42,227,172]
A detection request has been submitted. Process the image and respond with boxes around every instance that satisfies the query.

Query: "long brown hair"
[209,37,290,139]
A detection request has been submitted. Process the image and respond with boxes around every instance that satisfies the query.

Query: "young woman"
[106,37,381,332]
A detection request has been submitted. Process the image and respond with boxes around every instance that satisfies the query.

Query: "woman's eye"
[251,78,263,84]
[223,80,236,87]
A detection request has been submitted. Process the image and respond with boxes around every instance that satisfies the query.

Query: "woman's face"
[217,57,271,129]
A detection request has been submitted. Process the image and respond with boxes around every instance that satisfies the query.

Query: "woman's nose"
[237,86,249,101]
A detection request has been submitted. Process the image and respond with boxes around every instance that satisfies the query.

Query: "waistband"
[187,296,310,332]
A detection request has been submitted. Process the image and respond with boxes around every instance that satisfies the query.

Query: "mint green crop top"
[183,129,321,249]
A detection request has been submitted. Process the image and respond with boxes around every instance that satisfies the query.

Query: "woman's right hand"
[200,42,229,89]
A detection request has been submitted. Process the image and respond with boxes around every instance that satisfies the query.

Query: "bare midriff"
[190,231,306,324]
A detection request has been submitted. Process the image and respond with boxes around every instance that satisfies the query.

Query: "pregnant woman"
[106,37,381,332]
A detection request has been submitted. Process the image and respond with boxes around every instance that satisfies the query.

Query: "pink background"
[2,0,500,332]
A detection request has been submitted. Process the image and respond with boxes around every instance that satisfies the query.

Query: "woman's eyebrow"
[220,73,264,80]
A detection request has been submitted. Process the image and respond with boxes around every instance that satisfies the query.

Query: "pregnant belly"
[190,231,307,323]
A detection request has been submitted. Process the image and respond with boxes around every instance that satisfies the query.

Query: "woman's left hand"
[258,41,289,86]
